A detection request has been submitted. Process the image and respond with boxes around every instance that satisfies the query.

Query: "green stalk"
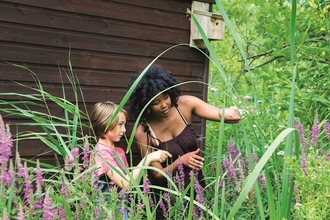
[281,0,297,218]
[227,128,299,219]
[213,108,226,219]
[240,122,265,220]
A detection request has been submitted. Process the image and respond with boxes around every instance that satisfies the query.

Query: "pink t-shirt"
[94,143,129,176]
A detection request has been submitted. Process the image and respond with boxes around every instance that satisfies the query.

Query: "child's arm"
[106,150,171,189]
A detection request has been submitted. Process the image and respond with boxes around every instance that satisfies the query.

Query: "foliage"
[210,0,330,127]
[287,118,330,220]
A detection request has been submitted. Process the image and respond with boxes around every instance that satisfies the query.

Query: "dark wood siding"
[0,0,211,166]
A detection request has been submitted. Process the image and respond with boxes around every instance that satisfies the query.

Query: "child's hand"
[148,150,172,163]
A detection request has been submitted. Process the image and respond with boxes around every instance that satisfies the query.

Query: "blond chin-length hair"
[90,101,127,140]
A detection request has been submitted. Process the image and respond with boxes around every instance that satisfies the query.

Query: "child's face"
[105,112,127,143]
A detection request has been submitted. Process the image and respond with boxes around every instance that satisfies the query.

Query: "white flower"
[277,151,285,156]
[294,203,302,207]
[243,95,253,100]
[210,87,218,92]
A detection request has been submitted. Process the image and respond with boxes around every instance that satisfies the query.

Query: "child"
[90,100,171,190]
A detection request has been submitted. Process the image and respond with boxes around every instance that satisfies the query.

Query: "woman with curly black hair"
[128,66,240,219]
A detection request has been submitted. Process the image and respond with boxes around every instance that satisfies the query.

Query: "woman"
[128,66,240,219]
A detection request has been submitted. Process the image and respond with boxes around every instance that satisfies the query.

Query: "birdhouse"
[190,1,225,48]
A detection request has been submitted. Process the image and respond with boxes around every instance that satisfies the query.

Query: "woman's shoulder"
[134,123,149,139]
[177,95,199,108]
[177,95,198,103]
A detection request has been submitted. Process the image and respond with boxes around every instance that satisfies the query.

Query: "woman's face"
[149,93,172,117]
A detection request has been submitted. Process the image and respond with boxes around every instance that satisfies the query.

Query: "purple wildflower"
[258,174,266,188]
[227,142,239,160]
[324,122,330,140]
[64,147,80,171]
[33,161,44,210]
[81,142,91,168]
[294,118,307,147]
[74,202,85,219]
[5,159,16,188]
[23,162,34,204]
[142,177,155,209]
[0,115,13,165]
[237,156,245,180]
[219,179,225,191]
[310,116,320,147]
[143,177,151,194]
[245,154,251,173]
[192,171,205,218]
[159,199,167,217]
[94,206,101,219]
[92,169,99,190]
[60,180,70,200]
[57,204,67,220]
[223,158,237,182]
[160,192,170,217]
[0,163,9,188]
[42,188,54,220]
[300,154,307,175]
[252,152,259,166]
[16,152,27,178]
[174,159,185,192]
[34,159,44,188]
[17,202,25,220]
[118,188,126,199]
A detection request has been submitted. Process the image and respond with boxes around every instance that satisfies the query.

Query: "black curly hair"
[128,66,181,120]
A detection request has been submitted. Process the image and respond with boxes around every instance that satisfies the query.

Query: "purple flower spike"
[17,202,26,220]
[0,115,13,166]
[23,162,34,204]
[223,158,237,182]
[64,147,80,171]
[294,118,307,147]
[16,152,27,178]
[42,188,54,220]
[300,154,307,175]
[227,142,239,160]
[35,160,44,188]
[174,159,185,192]
[310,116,320,147]
[81,142,91,167]
[324,122,330,140]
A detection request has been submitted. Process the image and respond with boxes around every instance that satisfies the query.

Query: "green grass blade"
[226,128,299,219]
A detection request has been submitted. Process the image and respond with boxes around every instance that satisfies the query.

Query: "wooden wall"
[0,0,213,166]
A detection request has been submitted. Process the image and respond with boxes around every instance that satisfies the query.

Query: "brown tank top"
[142,106,205,188]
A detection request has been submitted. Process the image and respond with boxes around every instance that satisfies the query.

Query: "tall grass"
[189,0,302,219]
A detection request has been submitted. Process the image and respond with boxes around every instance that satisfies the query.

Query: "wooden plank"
[0,63,205,93]
[0,83,204,104]
[1,0,190,29]
[0,3,188,45]
[0,22,204,62]
[0,43,205,75]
